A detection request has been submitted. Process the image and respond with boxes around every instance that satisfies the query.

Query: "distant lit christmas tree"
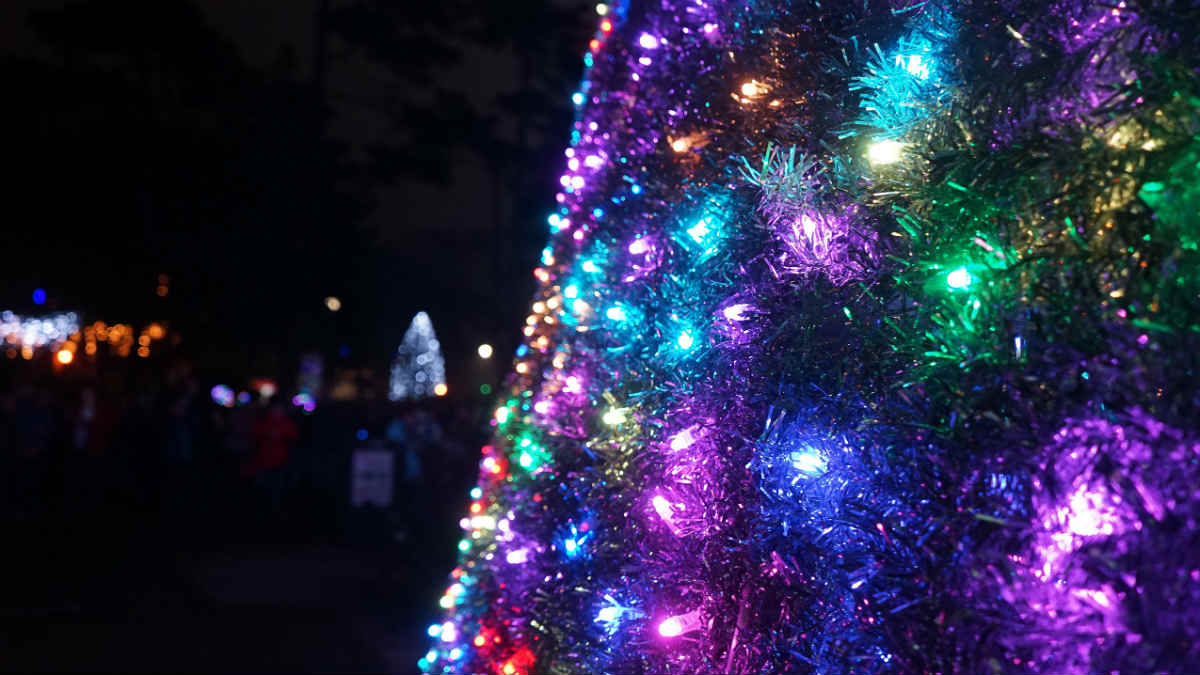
[389,311,446,401]
[424,2,1200,674]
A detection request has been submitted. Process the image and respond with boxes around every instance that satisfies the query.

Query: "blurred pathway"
[0,512,447,673]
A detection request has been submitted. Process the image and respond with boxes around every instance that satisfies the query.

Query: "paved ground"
[0,503,455,673]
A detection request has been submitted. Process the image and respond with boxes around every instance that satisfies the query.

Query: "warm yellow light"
[741,80,763,97]
[516,362,529,374]
[21,346,33,360]
[325,296,342,312]
[138,335,151,347]
[602,408,626,426]
[595,2,608,15]
[867,139,905,165]
[434,383,448,397]
[148,323,165,339]
[671,138,688,153]
[56,349,73,365]
[477,343,494,359]
[137,346,150,358]
[532,301,545,313]
[85,342,97,355]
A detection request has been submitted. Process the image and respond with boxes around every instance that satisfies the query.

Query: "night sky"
[0,0,590,392]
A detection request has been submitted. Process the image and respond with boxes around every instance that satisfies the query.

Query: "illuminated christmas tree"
[389,311,446,401]
[424,1,1200,674]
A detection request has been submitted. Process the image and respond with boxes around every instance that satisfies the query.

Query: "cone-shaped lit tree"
[424,2,1200,674]
[389,311,445,402]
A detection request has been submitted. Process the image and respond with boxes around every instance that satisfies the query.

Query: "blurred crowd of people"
[0,360,482,546]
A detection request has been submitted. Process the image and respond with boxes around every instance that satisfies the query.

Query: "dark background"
[0,1,591,672]
[0,0,590,388]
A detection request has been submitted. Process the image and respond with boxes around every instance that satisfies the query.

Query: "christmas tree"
[389,311,446,401]
[424,1,1200,673]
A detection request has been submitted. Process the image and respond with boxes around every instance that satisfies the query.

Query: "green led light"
[946,267,972,290]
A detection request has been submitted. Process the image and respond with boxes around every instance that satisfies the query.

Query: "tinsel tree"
[390,311,446,401]
[423,1,1200,673]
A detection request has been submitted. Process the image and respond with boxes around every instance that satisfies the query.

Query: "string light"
[946,267,972,290]
[867,139,905,165]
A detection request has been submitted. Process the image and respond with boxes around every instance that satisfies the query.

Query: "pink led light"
[657,608,704,637]
[669,426,698,451]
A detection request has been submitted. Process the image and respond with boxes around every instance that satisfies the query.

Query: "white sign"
[351,449,394,507]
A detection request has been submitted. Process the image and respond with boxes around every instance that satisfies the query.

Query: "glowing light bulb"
[658,617,683,637]
[495,407,511,424]
[605,306,627,321]
[602,408,626,426]
[439,622,457,643]
[324,296,342,311]
[628,238,649,254]
[56,349,73,365]
[651,495,680,531]
[658,608,704,637]
[477,343,494,359]
[582,260,600,273]
[687,219,711,243]
[896,53,930,79]
[572,92,584,105]
[671,138,688,153]
[434,383,448,397]
[946,267,972,290]
[790,449,828,476]
[722,303,752,321]
[596,606,620,623]
[669,426,698,451]
[595,3,608,16]
[564,284,579,299]
[639,33,659,49]
[867,139,905,165]
[676,331,695,350]
[506,549,529,564]
[741,80,761,97]
[703,22,717,34]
